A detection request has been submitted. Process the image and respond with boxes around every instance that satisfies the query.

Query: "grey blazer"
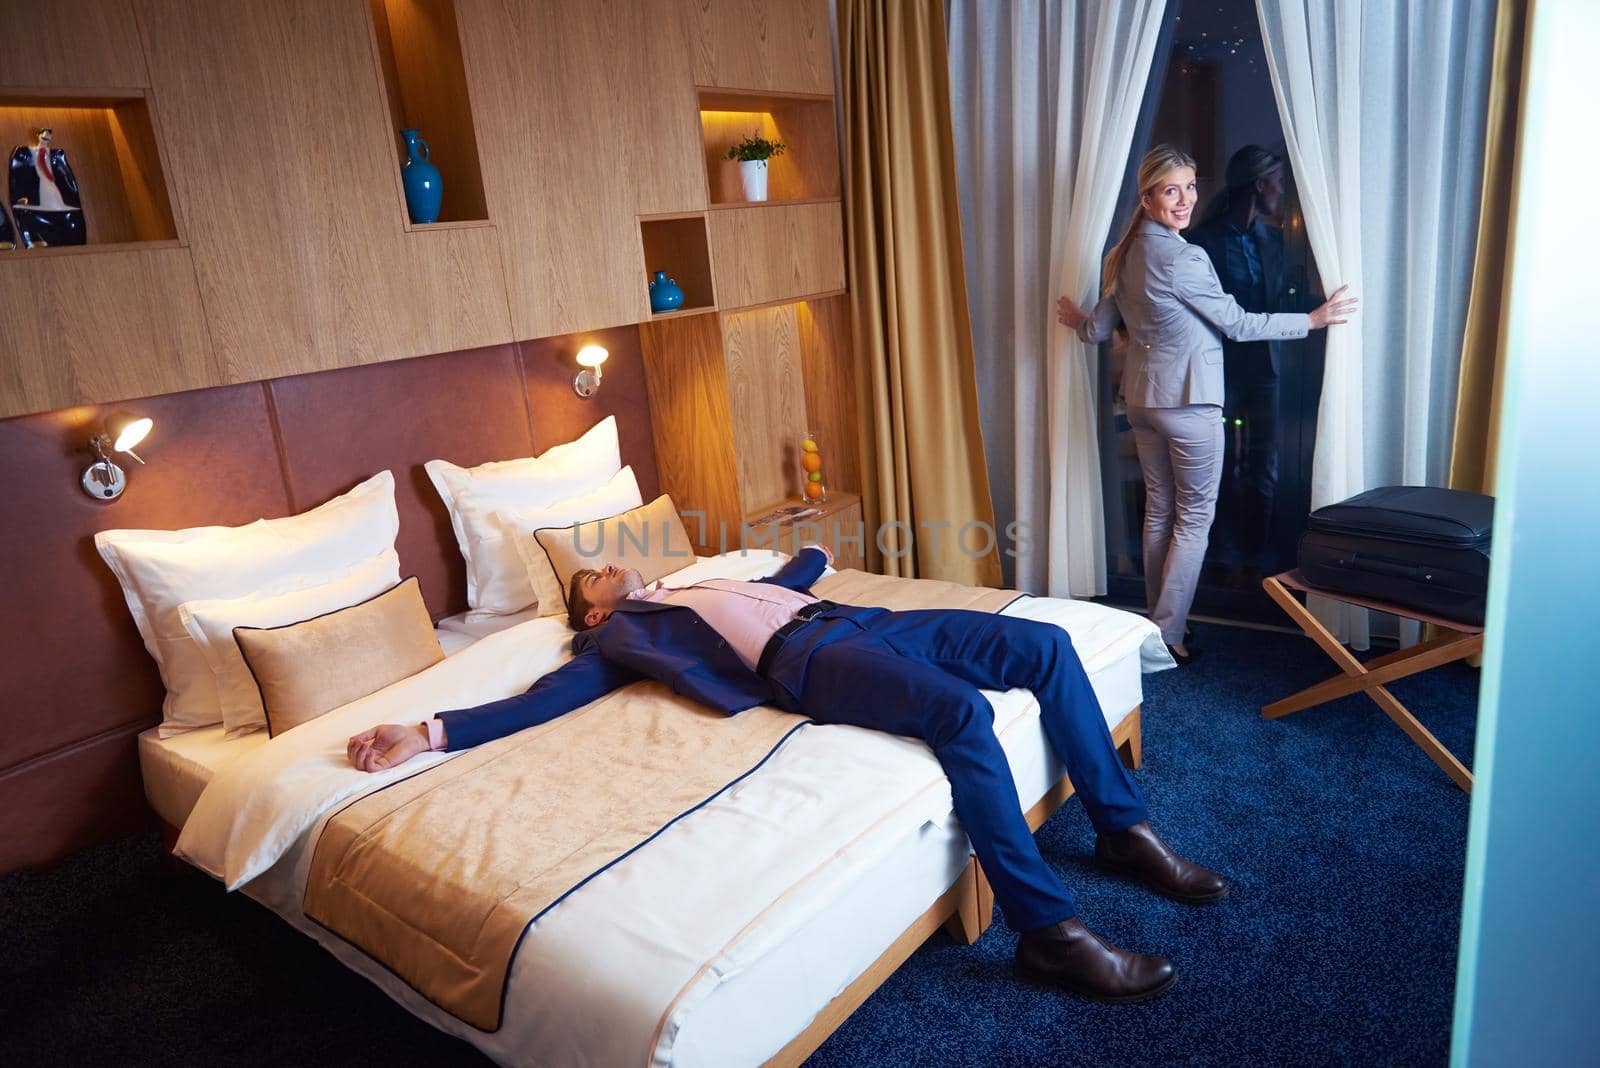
[1078,219,1310,408]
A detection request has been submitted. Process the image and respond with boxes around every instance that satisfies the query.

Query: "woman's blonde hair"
[1100,144,1197,297]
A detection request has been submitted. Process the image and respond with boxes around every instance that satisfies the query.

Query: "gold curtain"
[1448,0,1532,495]
[839,0,1001,586]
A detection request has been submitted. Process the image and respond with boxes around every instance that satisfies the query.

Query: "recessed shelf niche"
[0,90,178,253]
[639,214,716,316]
[698,88,840,206]
[367,0,489,226]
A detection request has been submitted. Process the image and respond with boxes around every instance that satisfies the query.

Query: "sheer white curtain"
[1255,1,1369,644]
[946,0,1165,596]
[1258,0,1494,646]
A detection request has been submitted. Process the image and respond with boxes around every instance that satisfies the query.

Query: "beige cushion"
[179,550,402,737]
[529,495,696,610]
[234,577,445,737]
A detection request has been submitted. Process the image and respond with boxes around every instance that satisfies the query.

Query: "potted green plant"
[726,133,787,203]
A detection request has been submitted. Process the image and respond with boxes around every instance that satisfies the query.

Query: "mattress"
[139,554,1167,1065]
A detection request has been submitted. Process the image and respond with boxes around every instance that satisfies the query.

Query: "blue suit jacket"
[438,548,831,749]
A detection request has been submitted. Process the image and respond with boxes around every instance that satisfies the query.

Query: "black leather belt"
[756,600,839,679]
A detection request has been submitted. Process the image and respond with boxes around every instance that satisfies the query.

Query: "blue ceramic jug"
[400,129,442,224]
[648,270,685,312]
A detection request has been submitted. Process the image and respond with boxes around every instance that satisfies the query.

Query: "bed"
[139,550,1169,1066]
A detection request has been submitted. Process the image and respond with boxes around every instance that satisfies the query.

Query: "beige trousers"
[1128,404,1225,645]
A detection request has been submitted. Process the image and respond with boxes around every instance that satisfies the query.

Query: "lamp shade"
[575,344,609,369]
[106,412,153,453]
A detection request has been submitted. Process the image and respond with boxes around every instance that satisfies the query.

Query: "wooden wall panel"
[457,0,705,340]
[709,201,845,309]
[629,1,712,216]
[108,98,180,240]
[0,0,150,89]
[722,304,809,510]
[0,248,217,416]
[135,0,510,383]
[689,0,833,95]
[776,99,843,201]
[796,294,861,496]
[0,0,846,431]
[638,313,744,546]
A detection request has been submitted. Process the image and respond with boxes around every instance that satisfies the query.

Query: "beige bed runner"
[305,568,1019,1030]
[814,568,1022,614]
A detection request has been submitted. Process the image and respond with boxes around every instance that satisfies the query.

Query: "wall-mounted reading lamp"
[573,344,609,398]
[81,411,153,500]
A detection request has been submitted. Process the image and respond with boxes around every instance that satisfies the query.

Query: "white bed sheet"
[435,606,543,650]
[139,552,1167,1066]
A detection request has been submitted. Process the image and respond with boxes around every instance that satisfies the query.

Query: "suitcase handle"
[1346,552,1437,581]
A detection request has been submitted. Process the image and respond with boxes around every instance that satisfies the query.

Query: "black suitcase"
[1297,486,1494,626]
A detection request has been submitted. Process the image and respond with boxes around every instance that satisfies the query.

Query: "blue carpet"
[806,621,1476,1067]
[0,623,1474,1066]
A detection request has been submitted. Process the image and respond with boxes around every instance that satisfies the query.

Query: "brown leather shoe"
[1015,918,1176,1003]
[1096,822,1231,904]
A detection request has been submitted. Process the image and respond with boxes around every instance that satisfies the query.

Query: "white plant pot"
[739,159,769,202]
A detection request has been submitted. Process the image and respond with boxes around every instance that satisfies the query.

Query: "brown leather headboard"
[0,328,658,872]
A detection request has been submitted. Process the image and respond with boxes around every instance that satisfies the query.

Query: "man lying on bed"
[348,545,1227,1004]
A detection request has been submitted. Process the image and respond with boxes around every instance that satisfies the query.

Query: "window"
[1099,0,1329,624]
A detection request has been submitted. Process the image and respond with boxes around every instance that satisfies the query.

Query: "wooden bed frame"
[766,704,1143,1066]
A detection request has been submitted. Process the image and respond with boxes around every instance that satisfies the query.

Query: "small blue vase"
[648,269,685,312]
[400,128,442,224]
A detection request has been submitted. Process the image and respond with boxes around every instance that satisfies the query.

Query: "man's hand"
[347,722,429,772]
[801,543,834,567]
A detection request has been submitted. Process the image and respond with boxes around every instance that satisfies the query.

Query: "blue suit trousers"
[764,606,1148,932]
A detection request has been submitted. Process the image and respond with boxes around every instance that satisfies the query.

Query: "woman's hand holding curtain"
[1309,284,1360,329]
[1057,295,1089,330]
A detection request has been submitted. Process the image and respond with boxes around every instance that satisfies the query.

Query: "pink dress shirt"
[424,549,834,745]
[626,578,819,671]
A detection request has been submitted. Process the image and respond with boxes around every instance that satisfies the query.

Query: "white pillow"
[499,467,643,617]
[424,416,621,616]
[179,550,403,736]
[95,471,400,737]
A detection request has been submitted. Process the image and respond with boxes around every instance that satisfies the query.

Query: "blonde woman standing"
[1058,145,1356,664]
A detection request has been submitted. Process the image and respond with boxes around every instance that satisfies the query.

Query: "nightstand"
[742,491,865,571]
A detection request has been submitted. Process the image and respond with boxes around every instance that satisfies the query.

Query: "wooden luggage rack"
[1262,570,1482,792]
